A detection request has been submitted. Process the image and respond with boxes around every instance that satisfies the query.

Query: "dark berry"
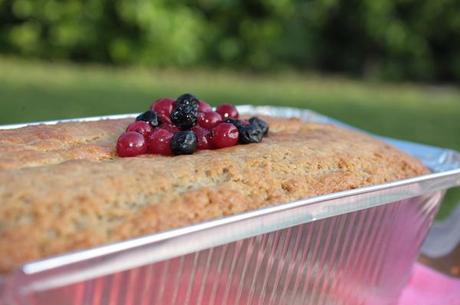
[151,98,175,124]
[170,103,198,130]
[136,110,159,128]
[192,126,213,150]
[249,117,269,135]
[126,121,153,136]
[147,129,173,156]
[176,93,199,109]
[171,131,197,155]
[216,104,239,119]
[211,123,239,148]
[224,118,249,129]
[198,111,222,129]
[198,100,212,112]
[238,124,264,144]
[117,132,147,157]
[223,118,262,144]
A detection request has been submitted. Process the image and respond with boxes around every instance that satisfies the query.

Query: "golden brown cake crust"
[0,116,428,273]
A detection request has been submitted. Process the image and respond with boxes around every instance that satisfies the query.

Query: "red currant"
[198,100,212,112]
[126,121,153,136]
[117,132,147,157]
[159,123,180,133]
[211,123,239,148]
[198,111,222,129]
[216,104,239,119]
[192,126,213,150]
[151,98,175,124]
[147,128,174,156]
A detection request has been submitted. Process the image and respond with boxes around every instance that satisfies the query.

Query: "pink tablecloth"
[397,263,460,305]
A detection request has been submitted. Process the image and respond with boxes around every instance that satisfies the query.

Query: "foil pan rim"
[1,105,459,292]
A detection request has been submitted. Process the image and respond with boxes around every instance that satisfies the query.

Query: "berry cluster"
[116,93,269,157]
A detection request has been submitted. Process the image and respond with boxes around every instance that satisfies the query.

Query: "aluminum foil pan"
[1,106,459,305]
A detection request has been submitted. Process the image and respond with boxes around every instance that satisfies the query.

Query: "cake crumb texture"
[0,116,428,273]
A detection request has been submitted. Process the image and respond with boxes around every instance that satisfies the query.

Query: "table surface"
[419,203,460,278]
[397,263,460,305]
[396,203,460,305]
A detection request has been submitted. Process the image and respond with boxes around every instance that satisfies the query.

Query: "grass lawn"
[0,57,459,218]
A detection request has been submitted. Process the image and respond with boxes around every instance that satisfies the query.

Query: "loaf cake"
[0,115,428,273]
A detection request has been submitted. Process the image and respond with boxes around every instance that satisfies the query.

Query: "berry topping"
[116,93,268,157]
[171,130,197,155]
[126,121,153,136]
[116,132,147,157]
[192,126,213,150]
[147,128,173,156]
[151,98,175,124]
[238,124,264,144]
[198,100,212,112]
[198,111,222,129]
[249,117,269,135]
[176,93,199,108]
[211,122,239,148]
[216,104,239,119]
[136,110,160,128]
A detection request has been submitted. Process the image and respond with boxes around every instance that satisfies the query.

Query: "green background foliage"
[1,0,460,82]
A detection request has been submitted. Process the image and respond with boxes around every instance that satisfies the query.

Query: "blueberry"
[249,117,269,135]
[136,110,159,127]
[171,131,197,155]
[176,93,199,109]
[223,118,245,128]
[170,94,199,129]
[224,118,264,143]
[238,124,264,144]
[170,103,198,130]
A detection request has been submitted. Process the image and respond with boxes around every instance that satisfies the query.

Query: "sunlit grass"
[1,57,459,218]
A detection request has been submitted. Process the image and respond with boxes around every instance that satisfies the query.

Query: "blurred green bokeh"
[1,0,460,82]
[0,0,459,218]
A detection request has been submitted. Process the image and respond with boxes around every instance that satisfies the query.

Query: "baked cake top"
[0,116,427,273]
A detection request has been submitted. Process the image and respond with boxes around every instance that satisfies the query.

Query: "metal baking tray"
[1,106,459,305]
